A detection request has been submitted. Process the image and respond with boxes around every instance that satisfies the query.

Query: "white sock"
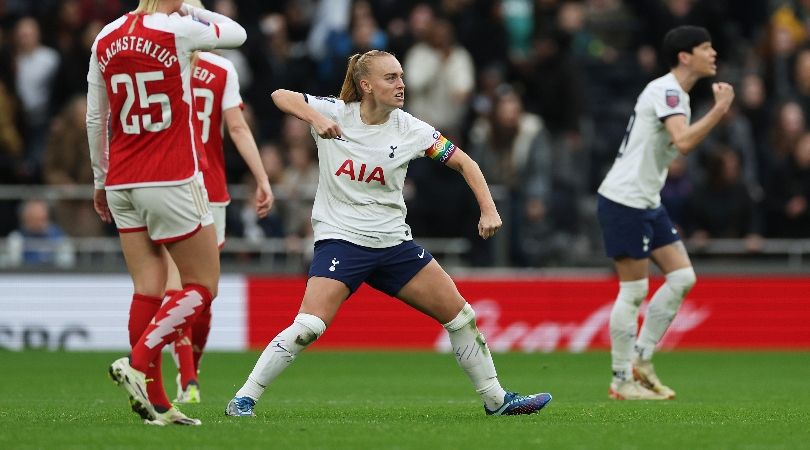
[235,313,326,401]
[443,303,507,411]
[636,267,696,361]
[609,279,648,382]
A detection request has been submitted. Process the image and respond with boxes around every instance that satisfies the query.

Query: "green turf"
[0,351,808,449]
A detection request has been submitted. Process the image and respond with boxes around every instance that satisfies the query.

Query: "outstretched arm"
[444,149,502,239]
[665,82,735,155]
[224,107,273,218]
[270,89,342,139]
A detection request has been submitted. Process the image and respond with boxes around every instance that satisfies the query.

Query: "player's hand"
[254,179,275,219]
[93,189,112,224]
[478,209,502,240]
[312,115,342,140]
[712,82,734,110]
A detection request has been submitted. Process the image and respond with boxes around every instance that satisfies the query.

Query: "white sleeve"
[174,6,246,52]
[86,47,109,190]
[651,83,688,120]
[221,61,242,111]
[303,94,341,119]
[405,114,443,160]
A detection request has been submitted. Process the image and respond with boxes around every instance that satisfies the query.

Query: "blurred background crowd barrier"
[2,0,810,273]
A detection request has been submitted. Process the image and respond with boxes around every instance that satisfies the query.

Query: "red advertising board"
[247,276,810,351]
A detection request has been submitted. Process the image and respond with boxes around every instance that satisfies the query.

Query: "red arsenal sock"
[174,330,197,389]
[162,290,180,307]
[164,289,197,388]
[191,306,212,371]
[128,293,162,348]
[145,356,172,412]
[127,293,171,411]
[130,284,212,373]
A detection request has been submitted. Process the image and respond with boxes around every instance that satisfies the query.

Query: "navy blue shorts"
[597,194,680,259]
[308,239,434,296]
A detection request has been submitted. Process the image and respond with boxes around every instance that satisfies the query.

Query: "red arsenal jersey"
[191,52,242,204]
[87,10,242,189]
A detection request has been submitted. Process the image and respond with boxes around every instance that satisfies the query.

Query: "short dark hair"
[662,26,712,68]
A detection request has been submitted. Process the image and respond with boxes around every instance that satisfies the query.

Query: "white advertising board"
[0,274,246,351]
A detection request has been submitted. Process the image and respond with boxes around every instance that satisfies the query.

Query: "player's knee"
[442,302,476,332]
[618,278,648,307]
[666,267,696,297]
[293,313,327,346]
[133,278,167,298]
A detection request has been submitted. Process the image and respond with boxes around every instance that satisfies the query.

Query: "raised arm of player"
[223,107,274,218]
[270,89,342,139]
[444,149,502,240]
[178,2,246,50]
[664,82,735,155]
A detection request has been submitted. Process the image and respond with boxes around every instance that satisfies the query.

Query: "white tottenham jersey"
[598,73,690,209]
[305,95,450,248]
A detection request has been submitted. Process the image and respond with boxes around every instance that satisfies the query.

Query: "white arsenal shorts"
[210,203,227,247]
[107,173,214,244]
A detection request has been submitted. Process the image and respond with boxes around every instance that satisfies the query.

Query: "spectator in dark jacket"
[765,131,810,237]
[686,146,763,251]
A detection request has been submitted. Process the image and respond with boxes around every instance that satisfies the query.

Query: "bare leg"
[118,231,172,410]
[234,277,347,402]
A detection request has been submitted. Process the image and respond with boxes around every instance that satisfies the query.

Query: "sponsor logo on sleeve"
[665,89,680,108]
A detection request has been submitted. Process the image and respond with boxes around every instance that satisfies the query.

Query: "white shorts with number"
[211,203,227,247]
[107,173,214,243]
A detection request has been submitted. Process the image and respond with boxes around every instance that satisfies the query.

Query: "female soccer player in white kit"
[86,0,248,425]
[225,50,552,417]
[597,26,734,400]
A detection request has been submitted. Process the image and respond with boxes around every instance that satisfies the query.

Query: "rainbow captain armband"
[426,132,457,164]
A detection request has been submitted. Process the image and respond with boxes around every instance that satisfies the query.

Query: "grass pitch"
[0,351,808,449]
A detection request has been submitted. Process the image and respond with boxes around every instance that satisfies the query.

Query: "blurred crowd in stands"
[1,0,810,268]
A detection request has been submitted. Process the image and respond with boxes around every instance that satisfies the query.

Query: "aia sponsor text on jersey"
[335,159,386,185]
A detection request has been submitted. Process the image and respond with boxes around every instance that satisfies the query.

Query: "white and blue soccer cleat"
[485,391,553,416]
[108,357,157,421]
[225,396,256,417]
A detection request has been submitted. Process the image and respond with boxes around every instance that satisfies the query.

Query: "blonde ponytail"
[339,54,363,103]
[338,50,393,103]
[133,0,160,14]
